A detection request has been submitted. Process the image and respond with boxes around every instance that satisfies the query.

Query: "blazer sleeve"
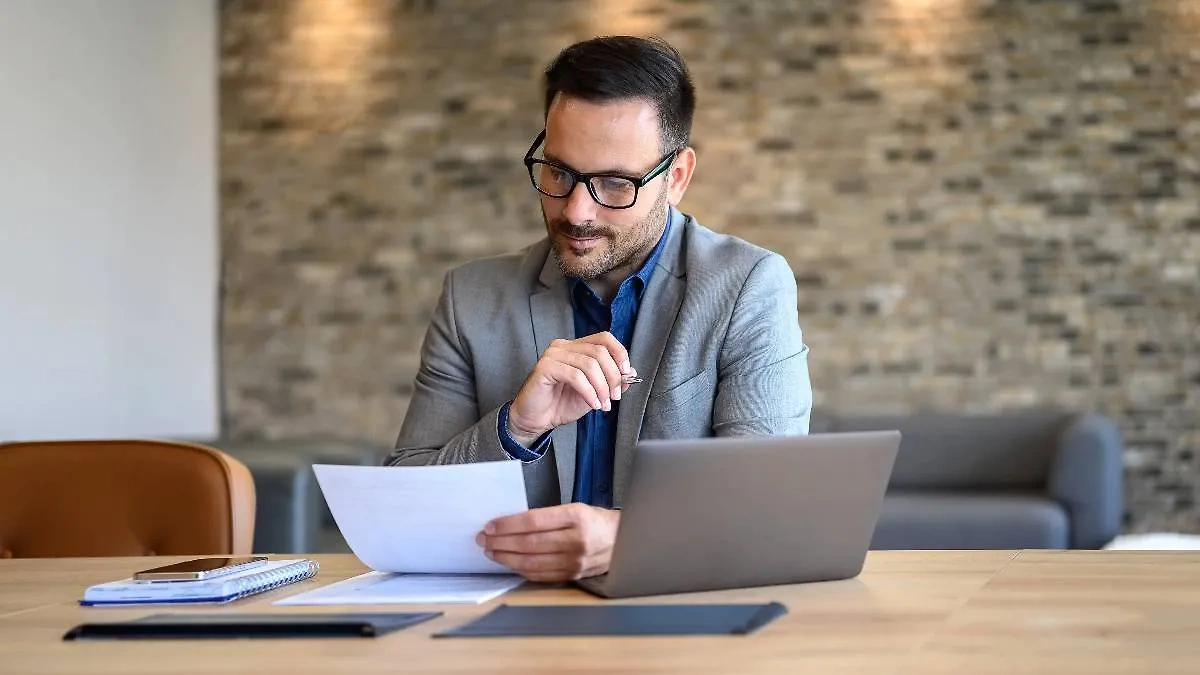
[385,268,512,466]
[712,252,813,436]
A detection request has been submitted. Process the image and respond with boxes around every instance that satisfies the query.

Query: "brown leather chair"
[0,440,256,558]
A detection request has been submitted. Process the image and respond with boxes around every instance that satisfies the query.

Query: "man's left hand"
[476,503,620,583]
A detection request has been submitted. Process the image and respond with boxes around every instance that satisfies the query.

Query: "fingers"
[486,550,611,583]
[515,331,635,435]
[578,342,625,403]
[620,365,639,392]
[477,528,581,555]
[547,336,626,406]
[486,551,578,575]
[577,331,631,374]
[577,334,628,402]
[540,359,605,411]
[480,505,618,583]
[555,350,618,410]
[483,504,581,536]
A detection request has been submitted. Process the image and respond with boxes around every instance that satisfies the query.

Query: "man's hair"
[543,36,696,154]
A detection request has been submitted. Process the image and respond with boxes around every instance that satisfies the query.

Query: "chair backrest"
[0,440,256,558]
[815,410,1074,491]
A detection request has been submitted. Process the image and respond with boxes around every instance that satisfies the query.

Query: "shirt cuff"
[498,401,552,462]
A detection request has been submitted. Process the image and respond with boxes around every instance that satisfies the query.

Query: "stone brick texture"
[220,0,1200,532]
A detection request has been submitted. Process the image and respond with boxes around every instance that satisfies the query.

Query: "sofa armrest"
[1047,413,1124,548]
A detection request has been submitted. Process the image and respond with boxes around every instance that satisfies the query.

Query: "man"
[387,36,811,583]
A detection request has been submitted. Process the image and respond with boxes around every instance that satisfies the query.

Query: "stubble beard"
[546,184,669,281]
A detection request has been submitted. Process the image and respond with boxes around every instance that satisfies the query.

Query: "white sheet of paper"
[275,571,525,606]
[312,462,529,574]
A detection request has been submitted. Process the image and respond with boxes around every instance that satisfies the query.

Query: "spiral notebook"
[80,559,319,607]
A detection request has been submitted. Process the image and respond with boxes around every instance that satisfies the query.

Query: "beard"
[545,183,669,281]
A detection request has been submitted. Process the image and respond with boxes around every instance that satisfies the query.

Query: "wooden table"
[2,550,1199,674]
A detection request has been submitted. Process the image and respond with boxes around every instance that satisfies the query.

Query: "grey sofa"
[811,410,1124,550]
[200,438,385,554]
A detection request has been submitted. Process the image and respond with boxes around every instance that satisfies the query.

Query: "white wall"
[0,1,218,440]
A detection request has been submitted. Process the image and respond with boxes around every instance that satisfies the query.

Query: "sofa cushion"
[829,410,1072,490]
[808,409,839,434]
[870,492,1069,550]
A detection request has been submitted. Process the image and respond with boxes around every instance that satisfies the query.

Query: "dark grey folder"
[63,612,442,640]
[433,602,787,638]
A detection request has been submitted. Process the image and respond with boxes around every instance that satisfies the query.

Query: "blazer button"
[598,482,611,494]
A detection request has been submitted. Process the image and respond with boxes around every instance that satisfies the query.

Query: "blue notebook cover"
[80,559,319,606]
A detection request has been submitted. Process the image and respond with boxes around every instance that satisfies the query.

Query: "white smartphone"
[132,556,268,582]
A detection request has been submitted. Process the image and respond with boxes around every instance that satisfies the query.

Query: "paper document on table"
[275,571,525,606]
[312,462,528,574]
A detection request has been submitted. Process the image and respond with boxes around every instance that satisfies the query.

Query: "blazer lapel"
[529,253,577,505]
[613,210,688,507]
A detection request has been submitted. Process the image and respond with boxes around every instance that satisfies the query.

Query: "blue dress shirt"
[497,217,673,507]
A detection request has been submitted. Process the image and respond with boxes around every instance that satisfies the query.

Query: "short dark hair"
[543,36,696,154]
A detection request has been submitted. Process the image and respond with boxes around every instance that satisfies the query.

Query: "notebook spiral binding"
[80,559,322,606]
[227,560,320,601]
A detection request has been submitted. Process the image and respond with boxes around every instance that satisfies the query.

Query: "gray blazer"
[387,208,812,508]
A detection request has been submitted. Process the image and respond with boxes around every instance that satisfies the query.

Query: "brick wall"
[220,0,1200,532]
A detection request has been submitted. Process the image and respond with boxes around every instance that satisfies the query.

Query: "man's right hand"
[506,332,636,446]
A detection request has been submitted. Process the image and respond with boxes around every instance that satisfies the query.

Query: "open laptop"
[576,431,901,599]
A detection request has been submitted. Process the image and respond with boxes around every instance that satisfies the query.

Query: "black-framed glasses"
[522,129,679,209]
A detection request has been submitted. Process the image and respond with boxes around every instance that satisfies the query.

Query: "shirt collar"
[568,209,674,306]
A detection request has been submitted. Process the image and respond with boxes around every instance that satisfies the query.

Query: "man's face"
[539,95,672,282]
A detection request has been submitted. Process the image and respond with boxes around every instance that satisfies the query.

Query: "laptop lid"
[581,431,900,598]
